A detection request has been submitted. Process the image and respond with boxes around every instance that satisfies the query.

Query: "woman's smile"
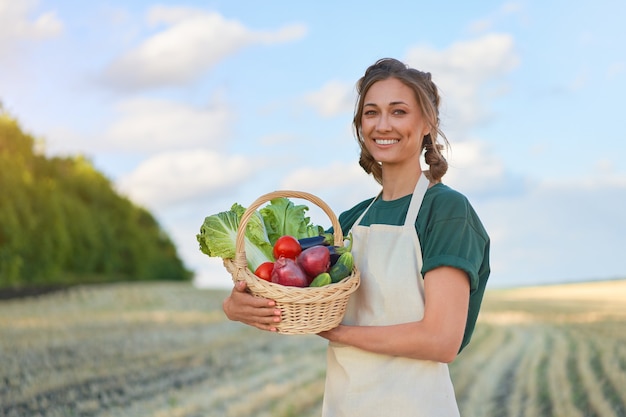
[374,138,400,145]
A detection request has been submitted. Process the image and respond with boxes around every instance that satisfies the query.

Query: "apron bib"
[322,174,460,417]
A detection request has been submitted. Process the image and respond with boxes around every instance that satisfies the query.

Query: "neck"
[380,166,422,201]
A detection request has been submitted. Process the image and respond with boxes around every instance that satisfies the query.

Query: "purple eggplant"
[298,233,333,250]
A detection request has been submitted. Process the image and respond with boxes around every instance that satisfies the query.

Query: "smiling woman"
[221,58,491,417]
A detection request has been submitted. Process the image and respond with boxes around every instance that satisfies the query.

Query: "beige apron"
[322,173,460,417]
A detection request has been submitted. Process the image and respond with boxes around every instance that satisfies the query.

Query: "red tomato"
[273,235,302,260]
[254,262,274,282]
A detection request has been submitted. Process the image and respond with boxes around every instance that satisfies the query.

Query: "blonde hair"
[353,58,449,184]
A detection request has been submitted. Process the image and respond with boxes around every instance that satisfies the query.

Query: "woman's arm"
[318,266,470,363]
[222,281,282,332]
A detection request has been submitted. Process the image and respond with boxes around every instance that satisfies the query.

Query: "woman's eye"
[393,109,407,115]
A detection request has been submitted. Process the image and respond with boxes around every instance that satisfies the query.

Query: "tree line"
[0,108,192,289]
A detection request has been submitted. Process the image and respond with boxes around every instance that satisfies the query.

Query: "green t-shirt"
[336,183,490,352]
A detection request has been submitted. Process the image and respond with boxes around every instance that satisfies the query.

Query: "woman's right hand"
[222,280,282,332]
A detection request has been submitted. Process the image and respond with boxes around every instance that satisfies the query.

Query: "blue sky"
[1,0,624,289]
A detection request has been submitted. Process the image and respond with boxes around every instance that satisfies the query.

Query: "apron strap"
[404,172,429,226]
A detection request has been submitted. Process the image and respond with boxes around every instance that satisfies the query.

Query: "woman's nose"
[376,114,392,131]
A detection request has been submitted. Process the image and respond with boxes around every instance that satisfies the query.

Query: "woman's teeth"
[375,139,399,145]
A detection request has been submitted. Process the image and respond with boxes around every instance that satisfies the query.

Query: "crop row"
[451,283,626,417]
[1,281,625,417]
[0,283,328,417]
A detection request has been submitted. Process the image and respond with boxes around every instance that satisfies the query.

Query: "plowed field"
[1,279,625,417]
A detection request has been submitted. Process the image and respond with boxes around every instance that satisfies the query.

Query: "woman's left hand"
[318,325,343,342]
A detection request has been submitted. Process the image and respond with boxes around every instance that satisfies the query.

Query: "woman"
[223,58,490,416]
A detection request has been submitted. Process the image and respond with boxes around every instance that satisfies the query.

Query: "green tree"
[0,110,192,289]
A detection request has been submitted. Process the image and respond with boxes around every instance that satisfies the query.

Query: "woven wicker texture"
[223,190,360,334]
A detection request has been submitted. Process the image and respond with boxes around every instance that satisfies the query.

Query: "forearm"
[321,320,460,363]
[319,266,470,363]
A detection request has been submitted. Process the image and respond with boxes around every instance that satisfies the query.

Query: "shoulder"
[419,183,489,240]
[422,183,473,218]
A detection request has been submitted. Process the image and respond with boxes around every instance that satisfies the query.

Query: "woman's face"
[360,77,429,168]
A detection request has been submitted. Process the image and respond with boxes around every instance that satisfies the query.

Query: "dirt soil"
[0,282,328,417]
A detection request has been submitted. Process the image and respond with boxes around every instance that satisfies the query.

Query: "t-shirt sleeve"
[420,193,489,292]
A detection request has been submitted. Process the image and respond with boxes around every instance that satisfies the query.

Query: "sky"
[1,0,624,289]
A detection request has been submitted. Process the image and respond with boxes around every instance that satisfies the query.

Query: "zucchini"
[329,252,354,283]
[309,272,332,287]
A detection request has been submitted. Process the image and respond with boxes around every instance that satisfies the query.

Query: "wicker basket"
[223,190,360,335]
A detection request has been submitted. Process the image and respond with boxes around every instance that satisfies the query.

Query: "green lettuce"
[260,197,324,245]
[197,198,325,272]
[196,203,274,272]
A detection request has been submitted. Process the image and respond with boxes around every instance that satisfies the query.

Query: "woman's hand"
[318,325,344,342]
[222,281,282,332]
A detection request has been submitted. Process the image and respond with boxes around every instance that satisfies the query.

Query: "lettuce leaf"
[197,198,325,272]
[260,197,324,245]
[196,203,273,271]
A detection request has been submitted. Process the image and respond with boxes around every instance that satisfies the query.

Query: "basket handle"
[234,190,344,270]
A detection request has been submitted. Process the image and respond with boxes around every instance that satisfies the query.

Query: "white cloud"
[303,80,355,117]
[0,0,63,43]
[116,149,262,209]
[594,158,616,175]
[405,33,519,137]
[101,7,307,90]
[567,67,589,92]
[259,132,299,146]
[40,125,90,157]
[103,97,233,153]
[607,61,625,79]
[468,2,524,34]
[0,0,63,64]
[280,161,368,191]
[444,139,525,199]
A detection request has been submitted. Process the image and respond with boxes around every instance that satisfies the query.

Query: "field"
[453,280,626,417]
[1,279,625,417]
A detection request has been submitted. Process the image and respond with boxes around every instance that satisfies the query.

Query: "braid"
[423,133,448,182]
[415,70,449,182]
[358,153,383,184]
